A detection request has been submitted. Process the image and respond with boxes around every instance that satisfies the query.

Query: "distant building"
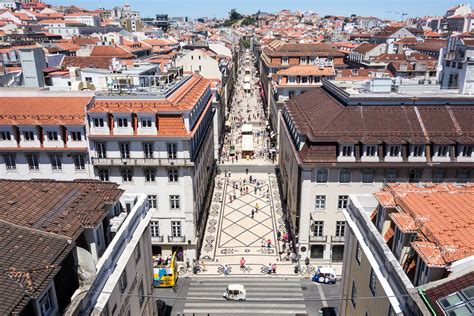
[154,14,170,32]
[440,37,474,94]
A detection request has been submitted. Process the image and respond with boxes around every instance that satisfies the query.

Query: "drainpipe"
[418,288,437,315]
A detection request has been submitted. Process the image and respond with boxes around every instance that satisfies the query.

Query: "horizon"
[47,0,469,19]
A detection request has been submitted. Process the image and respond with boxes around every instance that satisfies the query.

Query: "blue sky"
[48,0,471,19]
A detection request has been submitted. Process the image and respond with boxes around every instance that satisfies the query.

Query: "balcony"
[309,235,327,242]
[151,235,164,242]
[331,235,345,243]
[168,235,186,243]
[91,157,193,167]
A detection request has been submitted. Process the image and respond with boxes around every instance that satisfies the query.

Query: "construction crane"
[386,11,408,21]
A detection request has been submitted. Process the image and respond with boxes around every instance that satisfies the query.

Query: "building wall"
[176,50,221,80]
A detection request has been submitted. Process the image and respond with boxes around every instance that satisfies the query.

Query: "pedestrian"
[283,232,289,242]
[267,264,272,275]
[223,264,230,276]
[267,239,272,249]
[201,260,207,272]
[261,238,266,247]
[272,263,277,274]
[277,231,282,241]
[240,257,246,268]
[251,209,255,218]
[254,186,257,194]
[255,203,259,211]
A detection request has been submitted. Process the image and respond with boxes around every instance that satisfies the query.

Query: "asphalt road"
[154,276,341,316]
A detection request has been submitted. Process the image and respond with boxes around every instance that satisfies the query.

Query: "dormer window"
[461,145,473,158]
[436,145,449,157]
[47,131,58,141]
[141,118,153,128]
[388,145,401,157]
[309,56,317,64]
[71,131,82,141]
[340,145,354,157]
[364,145,377,157]
[93,118,104,127]
[118,118,128,128]
[282,56,289,65]
[1,131,11,141]
[300,57,308,65]
[23,131,34,141]
[411,145,425,157]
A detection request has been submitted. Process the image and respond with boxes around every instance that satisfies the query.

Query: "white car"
[223,284,246,301]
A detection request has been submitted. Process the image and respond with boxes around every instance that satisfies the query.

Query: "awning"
[244,76,251,83]
[244,83,251,90]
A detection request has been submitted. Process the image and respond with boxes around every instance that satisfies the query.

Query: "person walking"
[272,263,277,274]
[255,203,259,213]
[267,239,272,249]
[251,209,255,218]
[223,264,230,276]
[267,263,272,275]
[240,257,246,269]
[277,231,282,241]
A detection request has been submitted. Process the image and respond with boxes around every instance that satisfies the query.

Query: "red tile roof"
[381,183,474,267]
[0,179,123,240]
[0,97,91,126]
[90,45,134,59]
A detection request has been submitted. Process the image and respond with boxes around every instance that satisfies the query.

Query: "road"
[154,276,341,316]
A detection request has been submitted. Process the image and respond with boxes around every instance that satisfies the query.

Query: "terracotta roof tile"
[0,97,91,126]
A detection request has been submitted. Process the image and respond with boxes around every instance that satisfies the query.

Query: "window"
[49,154,62,170]
[369,269,377,295]
[282,56,289,65]
[121,168,133,182]
[148,195,157,209]
[134,241,141,263]
[70,131,82,141]
[336,221,345,237]
[315,195,326,210]
[97,143,107,158]
[39,290,53,315]
[23,131,34,141]
[120,143,130,159]
[1,131,11,140]
[138,279,145,307]
[365,145,377,157]
[93,117,104,127]
[171,221,182,237]
[150,221,160,237]
[461,145,473,157]
[309,56,317,64]
[316,168,328,183]
[438,288,474,316]
[98,169,109,181]
[167,143,177,159]
[170,195,180,210]
[144,168,155,182]
[355,241,362,264]
[436,145,449,157]
[457,169,470,183]
[339,169,351,183]
[119,270,127,293]
[73,154,85,170]
[388,145,401,157]
[117,117,128,127]
[312,221,324,236]
[412,145,424,157]
[300,57,308,64]
[332,245,344,262]
[362,169,374,183]
[141,118,152,128]
[408,169,422,183]
[143,143,153,159]
[168,169,178,182]
[351,281,357,307]
[341,145,353,157]
[386,169,398,182]
[26,154,39,170]
[310,245,324,259]
[337,195,349,209]
[3,154,16,170]
[433,169,445,183]
[47,131,58,141]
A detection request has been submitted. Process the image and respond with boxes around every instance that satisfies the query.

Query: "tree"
[229,9,242,21]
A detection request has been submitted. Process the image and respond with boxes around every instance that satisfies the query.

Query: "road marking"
[316,283,328,308]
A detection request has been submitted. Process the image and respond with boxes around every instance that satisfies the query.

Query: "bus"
[153,252,178,288]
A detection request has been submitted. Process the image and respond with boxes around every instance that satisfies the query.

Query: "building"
[440,37,474,94]
[0,179,154,315]
[341,183,474,315]
[64,12,101,27]
[279,79,474,273]
[87,74,215,261]
[0,95,94,179]
[257,41,344,148]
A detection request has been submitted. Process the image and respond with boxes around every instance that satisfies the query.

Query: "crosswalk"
[181,277,308,315]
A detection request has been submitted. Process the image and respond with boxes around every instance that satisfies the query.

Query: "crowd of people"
[219,48,274,164]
